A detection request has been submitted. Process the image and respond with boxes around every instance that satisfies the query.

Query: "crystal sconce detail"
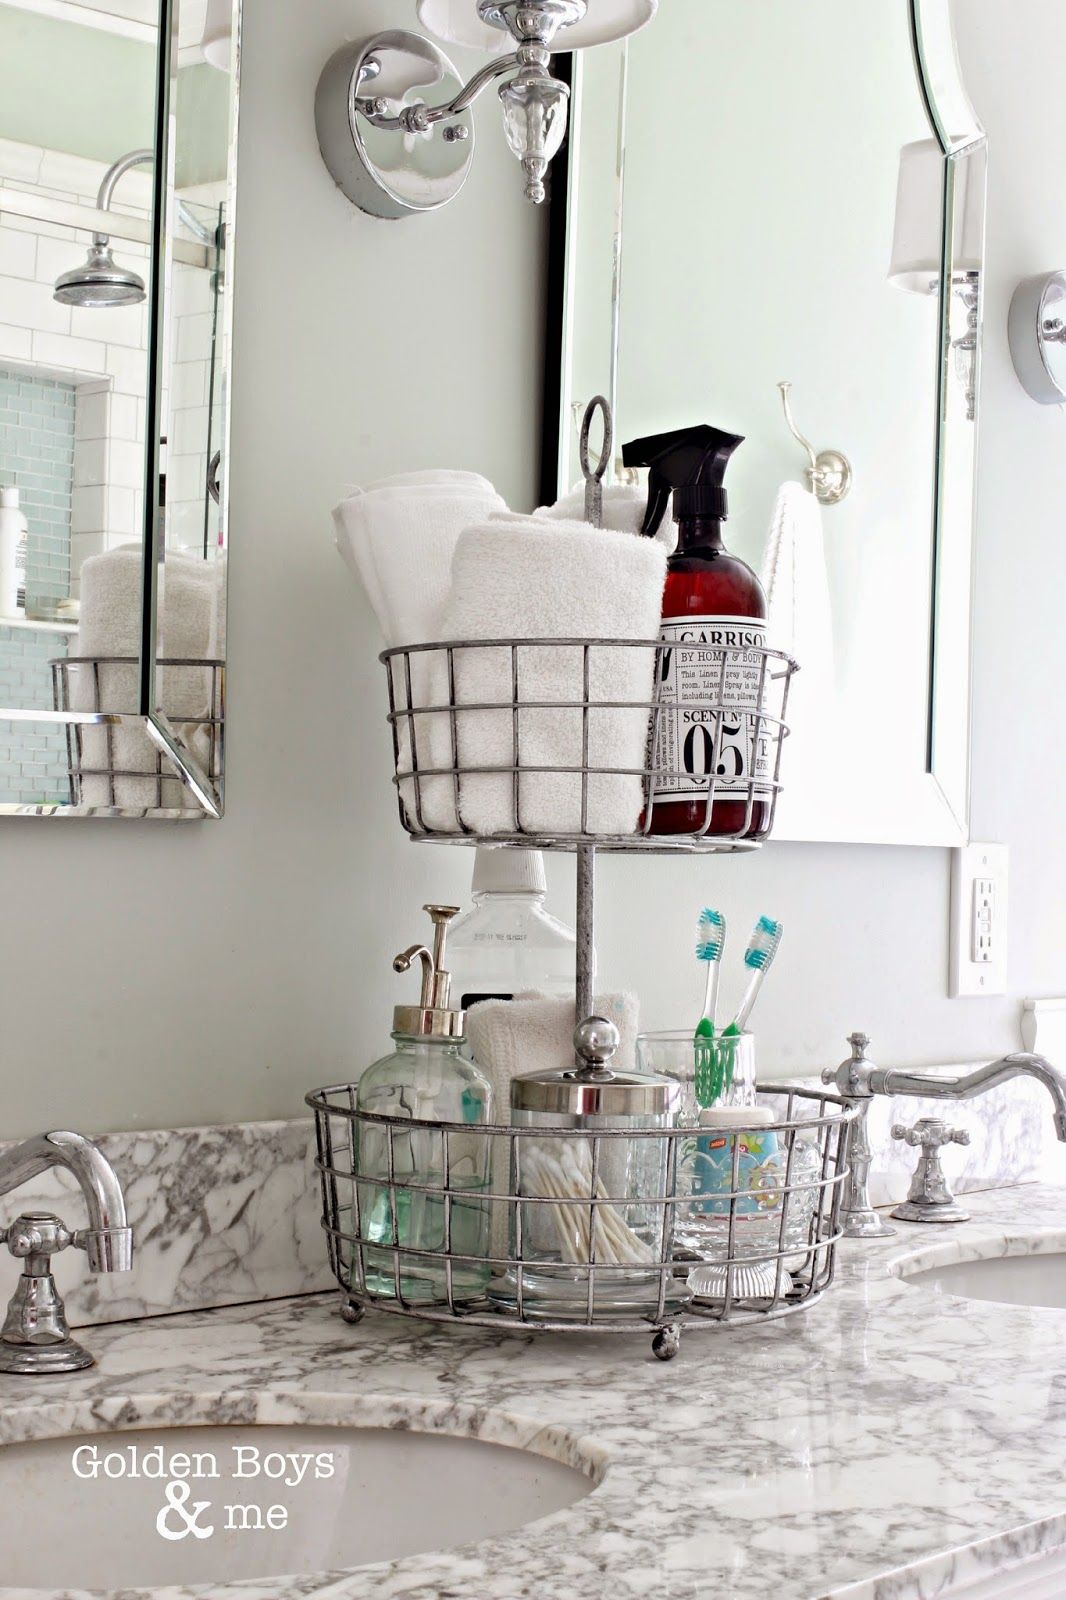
[315,1,657,219]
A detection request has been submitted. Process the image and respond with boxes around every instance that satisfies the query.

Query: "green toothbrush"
[694,907,725,1106]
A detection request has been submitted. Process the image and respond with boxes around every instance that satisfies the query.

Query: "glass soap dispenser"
[356,904,494,1307]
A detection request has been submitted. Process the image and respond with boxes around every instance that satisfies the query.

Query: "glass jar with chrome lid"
[488,1016,684,1321]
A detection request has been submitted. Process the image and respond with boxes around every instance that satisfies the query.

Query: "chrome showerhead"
[53,241,146,308]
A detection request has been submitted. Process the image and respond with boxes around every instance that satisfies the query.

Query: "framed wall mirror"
[0,0,238,818]
[547,0,985,847]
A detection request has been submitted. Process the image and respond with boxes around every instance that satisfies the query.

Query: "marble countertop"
[4,1182,1066,1600]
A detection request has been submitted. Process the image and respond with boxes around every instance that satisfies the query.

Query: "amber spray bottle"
[622,426,771,838]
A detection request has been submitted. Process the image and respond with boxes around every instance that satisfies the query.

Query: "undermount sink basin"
[901,1247,1066,1310]
[0,1423,597,1592]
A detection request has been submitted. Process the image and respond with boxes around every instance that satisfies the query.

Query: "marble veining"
[0,1120,331,1326]
[1,1183,1066,1600]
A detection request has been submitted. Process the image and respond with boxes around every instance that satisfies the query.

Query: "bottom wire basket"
[307,1083,855,1360]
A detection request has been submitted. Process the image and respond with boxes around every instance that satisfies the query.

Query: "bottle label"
[651,615,772,802]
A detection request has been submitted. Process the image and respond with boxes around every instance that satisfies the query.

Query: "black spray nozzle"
[622,425,745,540]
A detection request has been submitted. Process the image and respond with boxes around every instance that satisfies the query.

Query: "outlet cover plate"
[950,843,1009,998]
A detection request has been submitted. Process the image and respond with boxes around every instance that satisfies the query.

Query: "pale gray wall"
[1,0,1063,1136]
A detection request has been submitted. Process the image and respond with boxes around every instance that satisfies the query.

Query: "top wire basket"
[382,636,796,851]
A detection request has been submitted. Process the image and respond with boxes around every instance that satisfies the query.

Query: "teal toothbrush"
[724,916,783,1042]
[694,908,725,1106]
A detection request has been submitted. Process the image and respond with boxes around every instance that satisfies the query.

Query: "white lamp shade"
[417,0,657,53]
[888,138,983,293]
[201,0,232,71]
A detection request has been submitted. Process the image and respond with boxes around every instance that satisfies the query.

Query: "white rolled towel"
[397,519,666,836]
[71,546,222,810]
[332,470,507,648]
[535,482,677,550]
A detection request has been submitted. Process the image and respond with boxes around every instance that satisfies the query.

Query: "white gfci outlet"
[950,843,1009,997]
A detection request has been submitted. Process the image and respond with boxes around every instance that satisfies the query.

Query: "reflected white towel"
[760,481,835,771]
[400,519,666,836]
[72,546,223,810]
[332,470,507,647]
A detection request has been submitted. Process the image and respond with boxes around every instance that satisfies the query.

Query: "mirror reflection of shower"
[53,149,222,310]
[53,148,152,308]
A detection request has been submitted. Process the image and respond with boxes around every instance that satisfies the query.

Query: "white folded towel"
[72,546,223,810]
[536,482,676,550]
[398,518,666,836]
[466,991,640,1117]
[333,470,507,648]
[465,991,640,1258]
[760,480,835,782]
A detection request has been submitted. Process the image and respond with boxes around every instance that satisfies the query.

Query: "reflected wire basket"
[307,1083,855,1360]
[51,656,225,808]
[382,637,797,850]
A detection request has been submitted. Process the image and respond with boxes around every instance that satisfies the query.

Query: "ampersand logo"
[155,1479,214,1542]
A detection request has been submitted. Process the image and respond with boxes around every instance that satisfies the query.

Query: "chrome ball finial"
[573,1015,620,1069]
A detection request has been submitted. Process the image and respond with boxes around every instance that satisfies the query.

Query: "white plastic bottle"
[447,849,582,1007]
[0,486,27,617]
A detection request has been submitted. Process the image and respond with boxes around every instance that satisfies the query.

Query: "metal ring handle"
[579,395,613,486]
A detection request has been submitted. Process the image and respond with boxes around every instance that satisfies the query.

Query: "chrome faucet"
[823,1033,1066,1239]
[0,1132,133,1374]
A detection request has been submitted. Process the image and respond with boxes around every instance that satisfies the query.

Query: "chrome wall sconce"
[1008,272,1066,405]
[315,1,657,220]
[888,138,984,423]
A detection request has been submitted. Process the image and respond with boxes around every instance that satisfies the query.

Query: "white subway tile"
[31,330,107,375]
[0,322,32,362]
[171,360,207,410]
[107,438,144,490]
[104,344,148,396]
[170,405,209,457]
[71,296,145,349]
[0,275,71,336]
[107,485,138,538]
[71,484,107,535]
[74,386,110,442]
[73,437,108,488]
[175,312,213,364]
[70,530,106,580]
[0,227,36,280]
[108,392,141,441]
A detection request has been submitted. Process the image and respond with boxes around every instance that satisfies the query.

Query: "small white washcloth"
[72,546,223,810]
[535,482,677,550]
[398,519,666,835]
[759,481,834,775]
[466,991,640,1259]
[466,991,639,1118]
[333,470,507,648]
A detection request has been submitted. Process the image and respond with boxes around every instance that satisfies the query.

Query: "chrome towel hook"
[777,381,852,506]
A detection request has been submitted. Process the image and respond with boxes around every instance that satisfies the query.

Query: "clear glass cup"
[636,1030,757,1119]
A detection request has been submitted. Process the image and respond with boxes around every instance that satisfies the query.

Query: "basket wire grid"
[307,1083,855,1357]
[51,656,225,808]
[382,637,797,850]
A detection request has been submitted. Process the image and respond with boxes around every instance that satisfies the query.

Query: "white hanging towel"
[760,480,836,778]
[332,469,507,648]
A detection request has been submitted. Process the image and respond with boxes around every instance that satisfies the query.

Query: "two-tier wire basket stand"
[308,635,856,1358]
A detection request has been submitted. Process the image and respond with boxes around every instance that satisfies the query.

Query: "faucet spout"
[873,1053,1066,1145]
[0,1131,132,1271]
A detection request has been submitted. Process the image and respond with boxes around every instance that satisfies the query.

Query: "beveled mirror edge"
[0,0,240,821]
[545,0,986,849]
